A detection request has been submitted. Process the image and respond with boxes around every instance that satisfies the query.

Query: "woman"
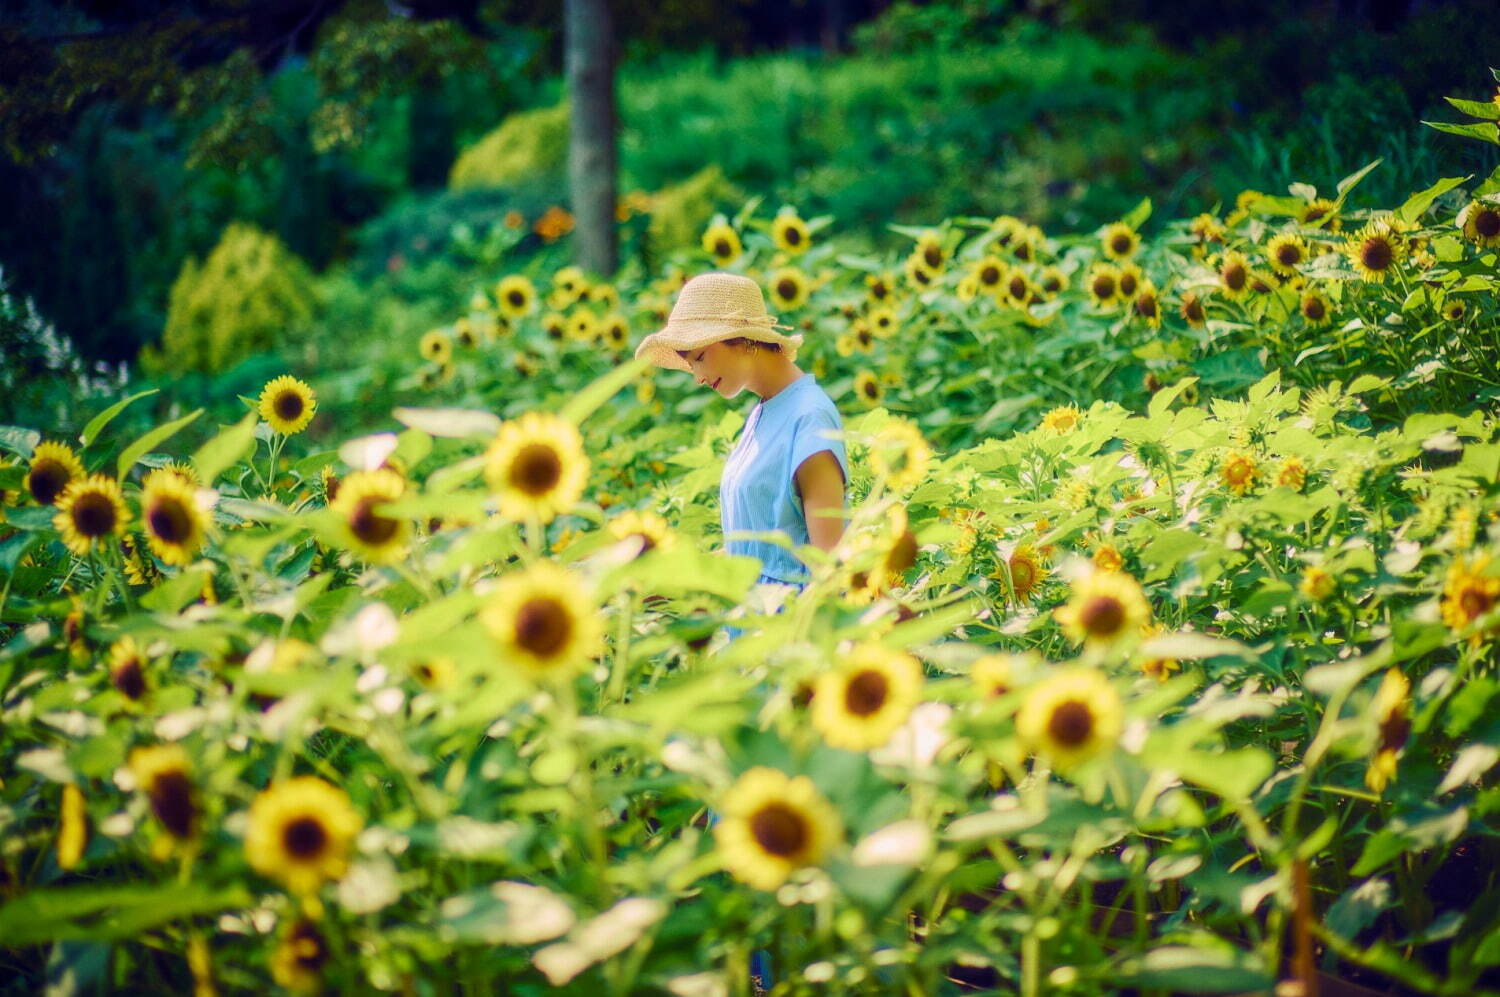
[635,271,848,595]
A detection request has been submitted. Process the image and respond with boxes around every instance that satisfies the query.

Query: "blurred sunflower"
[1299,288,1332,326]
[57,784,86,870]
[469,289,492,313]
[1216,251,1251,299]
[701,220,742,265]
[865,272,895,302]
[868,306,898,339]
[608,508,675,557]
[1300,566,1336,602]
[589,283,622,311]
[1054,570,1151,646]
[1276,457,1308,491]
[916,232,946,272]
[1440,551,1499,642]
[997,544,1047,603]
[1188,213,1225,249]
[1113,263,1140,300]
[869,418,931,491]
[852,370,883,407]
[1220,451,1261,495]
[129,743,197,843]
[257,376,316,436]
[1178,290,1208,328]
[108,635,148,701]
[409,656,458,691]
[495,275,537,320]
[769,267,811,311]
[1085,264,1120,309]
[1016,667,1122,772]
[1100,221,1140,260]
[904,253,938,289]
[419,329,453,365]
[483,412,588,523]
[26,440,85,505]
[540,312,566,341]
[1040,405,1081,434]
[551,265,586,306]
[1092,543,1124,572]
[972,255,1007,290]
[813,643,924,752]
[454,318,479,350]
[54,474,128,555]
[271,919,329,993]
[1299,198,1340,230]
[567,309,598,343]
[330,468,409,564]
[1135,624,1179,682]
[1443,298,1466,322]
[141,472,207,566]
[601,312,630,351]
[771,211,812,254]
[1001,270,1033,308]
[1458,197,1500,247]
[1038,266,1068,297]
[715,767,841,891]
[1264,232,1308,276]
[480,561,601,680]
[246,776,362,895]
[1010,224,1044,262]
[1365,669,1411,793]
[971,653,1017,699]
[1131,281,1162,328]
[1344,221,1403,283]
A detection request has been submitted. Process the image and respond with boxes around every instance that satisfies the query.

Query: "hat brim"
[635,321,804,372]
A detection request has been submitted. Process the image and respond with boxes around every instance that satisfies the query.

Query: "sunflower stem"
[606,589,635,704]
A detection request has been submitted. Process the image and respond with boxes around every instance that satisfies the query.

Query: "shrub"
[448,102,569,190]
[644,164,744,261]
[152,223,319,375]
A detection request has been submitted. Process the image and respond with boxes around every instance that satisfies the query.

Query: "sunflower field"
[3,73,1500,997]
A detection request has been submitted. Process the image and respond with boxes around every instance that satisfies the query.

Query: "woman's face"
[682,341,754,398]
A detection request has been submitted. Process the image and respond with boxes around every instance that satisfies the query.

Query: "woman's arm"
[795,450,846,552]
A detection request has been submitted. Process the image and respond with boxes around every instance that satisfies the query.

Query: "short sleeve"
[789,409,848,487]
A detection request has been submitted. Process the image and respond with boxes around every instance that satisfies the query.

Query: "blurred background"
[3,0,1499,431]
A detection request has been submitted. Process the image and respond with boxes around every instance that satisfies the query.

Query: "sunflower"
[1000,270,1033,308]
[1459,198,1500,247]
[972,255,1007,290]
[1300,198,1340,230]
[566,309,598,343]
[771,211,812,255]
[1092,543,1124,572]
[54,474,128,556]
[1085,264,1120,309]
[1054,570,1151,646]
[483,412,588,524]
[409,656,458,691]
[419,329,453,365]
[997,544,1047,603]
[1178,290,1208,328]
[104,634,148,702]
[480,561,602,680]
[1216,251,1251,299]
[715,767,841,891]
[330,468,409,564]
[1226,189,1264,226]
[1135,624,1180,682]
[551,265,586,306]
[1040,405,1081,434]
[57,783,87,870]
[1365,669,1411,793]
[869,418,931,491]
[868,306,898,339]
[1038,266,1068,297]
[601,312,630,351]
[1016,667,1122,772]
[1440,552,1499,641]
[1443,298,1466,322]
[256,376,317,436]
[1264,232,1308,276]
[991,215,1022,246]
[495,274,537,320]
[852,370,883,407]
[587,282,622,311]
[538,311,567,342]
[1275,457,1308,491]
[1100,222,1139,261]
[246,776,362,895]
[812,643,924,752]
[271,919,329,993]
[971,653,1018,699]
[1299,288,1332,326]
[1220,451,1260,495]
[702,220,743,265]
[768,267,811,311]
[904,253,938,289]
[1130,281,1162,328]
[1188,213,1225,248]
[915,232,946,272]
[454,317,479,350]
[1010,224,1044,262]
[129,744,197,841]
[1300,566,1337,602]
[26,440,84,506]
[607,508,675,557]
[140,472,207,566]
[1344,221,1403,283]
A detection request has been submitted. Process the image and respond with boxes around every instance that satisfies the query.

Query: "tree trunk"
[565,0,617,276]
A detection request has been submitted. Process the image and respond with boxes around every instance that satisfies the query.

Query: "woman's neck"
[749,357,804,402]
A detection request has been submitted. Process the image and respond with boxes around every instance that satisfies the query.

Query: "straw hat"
[635,272,804,372]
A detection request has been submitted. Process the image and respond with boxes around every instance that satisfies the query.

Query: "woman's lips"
[712,377,721,391]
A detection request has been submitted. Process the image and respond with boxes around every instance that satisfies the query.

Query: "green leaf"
[0,883,252,946]
[1334,158,1383,203]
[392,407,500,439]
[1326,878,1393,939]
[1116,945,1272,993]
[192,411,258,485]
[116,408,202,479]
[558,357,648,426]
[78,390,157,447]
[1475,163,1500,198]
[1120,197,1152,230]
[1445,96,1500,120]
[1422,120,1500,145]
[0,425,41,458]
[1395,175,1472,223]
[1164,747,1273,801]
[140,565,214,614]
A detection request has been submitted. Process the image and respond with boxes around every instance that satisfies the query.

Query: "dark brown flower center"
[1459,586,1495,621]
[289,920,328,970]
[1134,294,1158,319]
[784,225,802,246]
[149,770,196,838]
[979,265,1001,285]
[1118,272,1138,297]
[1047,699,1094,747]
[1361,238,1393,271]
[28,461,71,505]
[1377,709,1411,754]
[1079,595,1126,636]
[1042,274,1061,293]
[113,657,145,700]
[862,379,880,399]
[282,816,328,859]
[1110,233,1133,255]
[1302,297,1326,321]
[1182,296,1206,323]
[886,530,918,574]
[1008,276,1027,299]
[509,443,563,496]
[71,491,117,537]
[1091,275,1116,299]
[349,496,399,545]
[714,238,731,257]
[776,278,799,301]
[1221,263,1246,290]
[844,668,889,716]
[1475,208,1500,238]
[148,497,193,544]
[514,596,572,658]
[1011,557,1036,592]
[1276,244,1302,266]
[273,390,304,422]
[750,803,808,857]
[508,290,526,307]
[922,245,942,269]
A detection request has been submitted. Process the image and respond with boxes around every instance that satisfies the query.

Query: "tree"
[564,0,617,276]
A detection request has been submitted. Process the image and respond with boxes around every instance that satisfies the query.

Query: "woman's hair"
[677,337,782,361]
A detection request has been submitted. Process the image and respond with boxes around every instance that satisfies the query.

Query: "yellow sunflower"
[1220,451,1261,495]
[541,311,568,341]
[1459,198,1500,248]
[869,418,931,491]
[1365,669,1411,793]
[1000,270,1034,309]
[1085,264,1120,309]
[701,220,743,265]
[1010,224,1044,261]
[971,653,1019,699]
[419,329,453,365]
[1440,551,1499,642]
[607,508,675,557]
[57,783,87,870]
[715,767,841,891]
[495,274,537,320]
[479,561,602,680]
[566,309,598,343]
[1178,290,1208,328]
[409,656,458,691]
[1188,213,1225,248]
[771,211,812,255]
[1130,281,1162,329]
[1216,250,1252,299]
[589,283,621,311]
[129,744,197,842]
[551,265,586,306]
[1344,221,1403,283]
[54,474,129,555]
[1264,232,1308,276]
[1299,288,1332,326]
[258,376,316,435]
[865,272,895,302]
[1038,265,1068,297]
[454,317,479,350]
[109,635,148,702]
[996,544,1047,603]
[1040,405,1081,434]
[851,513,920,599]
[1100,222,1140,261]
[1017,667,1122,772]
[1300,198,1341,230]
[330,468,409,564]
[852,370,883,407]
[972,255,1007,290]
[271,919,329,993]
[915,232,946,272]
[1135,624,1179,682]
[868,306,898,339]
[140,471,207,566]
[483,412,589,523]
[601,312,630,351]
[1444,299,1466,322]
[768,267,810,311]
[1300,566,1337,602]
[245,776,362,895]
[1092,543,1124,572]
[1054,570,1151,646]
[904,253,938,289]
[26,441,85,506]
[812,643,924,752]
[1276,457,1308,491]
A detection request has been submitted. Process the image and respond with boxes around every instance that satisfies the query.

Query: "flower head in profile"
[54,474,129,556]
[1440,551,1499,643]
[129,743,197,843]
[1458,198,1500,248]
[714,767,842,890]
[258,376,317,435]
[479,561,602,680]
[26,441,84,505]
[483,412,589,524]
[812,643,925,752]
[1016,667,1123,773]
[1364,669,1411,793]
[245,776,362,895]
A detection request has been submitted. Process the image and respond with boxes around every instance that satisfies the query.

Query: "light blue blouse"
[720,373,848,584]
